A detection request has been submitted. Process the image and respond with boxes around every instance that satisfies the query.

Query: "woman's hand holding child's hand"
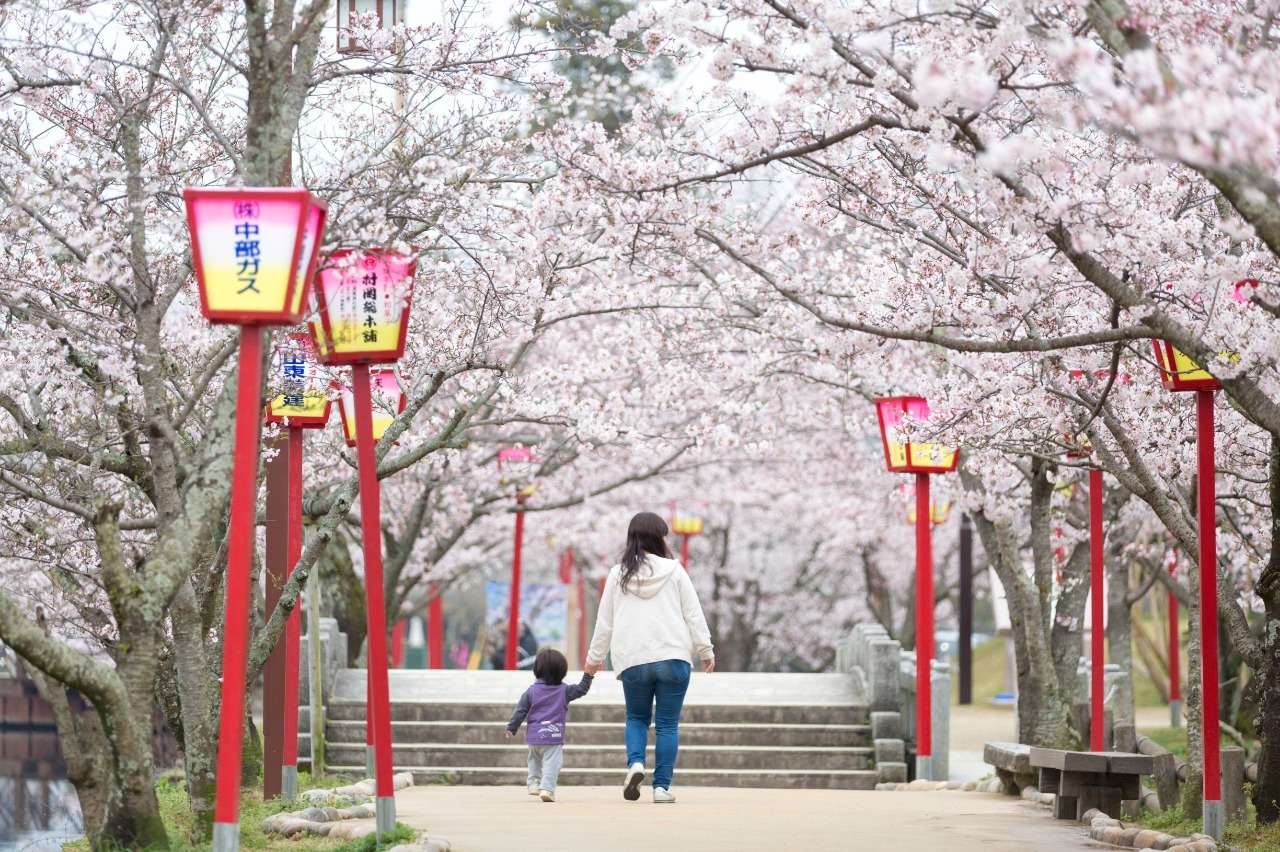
[584,662,601,676]
[505,730,513,738]
[703,657,715,673]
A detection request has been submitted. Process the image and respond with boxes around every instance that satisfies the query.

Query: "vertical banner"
[484,582,567,669]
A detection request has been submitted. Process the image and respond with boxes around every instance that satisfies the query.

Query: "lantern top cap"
[498,446,536,463]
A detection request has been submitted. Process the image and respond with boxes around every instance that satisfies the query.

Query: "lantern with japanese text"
[336,369,407,447]
[875,396,959,474]
[184,188,327,325]
[265,332,333,428]
[311,248,416,364]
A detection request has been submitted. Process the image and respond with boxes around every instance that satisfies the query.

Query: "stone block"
[869,640,903,712]
[871,711,902,740]
[875,738,905,763]
[930,661,951,781]
[877,761,908,784]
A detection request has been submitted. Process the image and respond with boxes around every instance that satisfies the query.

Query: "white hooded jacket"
[586,554,714,675]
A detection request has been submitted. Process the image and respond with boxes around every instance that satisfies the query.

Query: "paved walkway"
[396,785,1102,851]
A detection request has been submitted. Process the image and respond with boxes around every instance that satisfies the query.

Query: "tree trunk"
[1181,553,1204,822]
[170,579,219,838]
[1251,436,1280,823]
[962,465,1077,748]
[27,668,110,849]
[1051,543,1091,706]
[1107,550,1135,722]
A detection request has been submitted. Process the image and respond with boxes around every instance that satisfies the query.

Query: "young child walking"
[505,648,593,802]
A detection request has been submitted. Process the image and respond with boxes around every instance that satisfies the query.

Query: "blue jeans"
[620,660,691,790]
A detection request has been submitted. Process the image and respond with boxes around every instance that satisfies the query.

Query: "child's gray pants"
[527,743,564,792]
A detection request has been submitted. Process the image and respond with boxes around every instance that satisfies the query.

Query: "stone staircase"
[300,670,877,789]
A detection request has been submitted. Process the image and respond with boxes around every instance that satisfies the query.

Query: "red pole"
[505,497,526,670]
[914,472,933,779]
[391,620,405,669]
[577,572,587,669]
[352,363,396,835]
[1168,552,1181,726]
[1089,467,1105,752]
[281,426,304,800]
[680,534,691,569]
[211,326,264,852]
[1198,389,1221,837]
[428,590,444,669]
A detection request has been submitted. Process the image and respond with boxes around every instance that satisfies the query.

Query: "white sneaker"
[539,789,555,802]
[528,782,541,795]
[653,787,676,803]
[623,763,645,801]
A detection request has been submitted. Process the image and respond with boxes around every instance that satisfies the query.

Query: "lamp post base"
[1203,799,1223,841]
[282,765,298,804]
[1170,699,1181,729]
[376,795,396,835]
[366,745,376,780]
[916,754,933,783]
[212,822,240,852]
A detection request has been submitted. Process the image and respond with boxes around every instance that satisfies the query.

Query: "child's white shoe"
[653,787,676,803]
[623,763,645,801]
[528,782,541,795]
[539,789,555,802]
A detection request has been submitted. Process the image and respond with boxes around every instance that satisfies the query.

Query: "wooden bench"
[1030,747,1152,820]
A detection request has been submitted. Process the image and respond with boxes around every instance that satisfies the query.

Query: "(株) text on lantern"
[184,188,327,325]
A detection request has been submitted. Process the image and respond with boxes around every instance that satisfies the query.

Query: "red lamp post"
[263,333,333,803]
[335,367,408,776]
[311,247,417,840]
[496,447,538,670]
[669,500,707,569]
[875,396,959,783]
[427,587,445,669]
[1151,339,1224,840]
[183,187,327,852]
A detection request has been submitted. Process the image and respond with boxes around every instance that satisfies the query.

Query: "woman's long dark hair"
[618,511,674,594]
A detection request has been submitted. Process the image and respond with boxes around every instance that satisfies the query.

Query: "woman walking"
[585,511,715,803]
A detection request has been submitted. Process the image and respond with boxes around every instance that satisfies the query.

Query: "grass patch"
[1137,799,1280,851]
[951,635,1173,708]
[1141,726,1188,761]
[62,778,420,851]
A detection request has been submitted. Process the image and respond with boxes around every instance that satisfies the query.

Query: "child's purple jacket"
[506,674,593,744]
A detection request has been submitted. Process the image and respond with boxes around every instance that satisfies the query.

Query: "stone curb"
[262,772,417,839]
[1079,807,1219,852]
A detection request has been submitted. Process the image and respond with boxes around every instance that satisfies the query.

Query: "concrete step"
[325,701,868,726]
[321,720,871,748]
[314,764,880,790]
[324,742,875,772]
